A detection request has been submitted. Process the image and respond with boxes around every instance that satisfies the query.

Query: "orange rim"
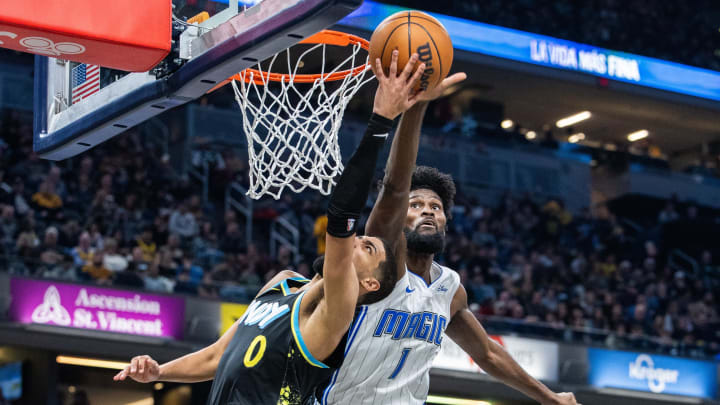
[208,30,370,91]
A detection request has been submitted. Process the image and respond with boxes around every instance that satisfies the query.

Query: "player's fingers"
[406,63,426,90]
[399,53,419,81]
[373,58,384,80]
[114,366,129,381]
[138,358,146,374]
[389,49,399,77]
[440,72,467,89]
[130,357,139,374]
[406,96,420,110]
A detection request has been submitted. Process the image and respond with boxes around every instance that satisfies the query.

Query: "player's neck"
[406,250,435,284]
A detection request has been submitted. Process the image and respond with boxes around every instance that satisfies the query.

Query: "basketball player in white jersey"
[314,62,580,404]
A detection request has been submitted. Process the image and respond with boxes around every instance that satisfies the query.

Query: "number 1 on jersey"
[388,348,411,379]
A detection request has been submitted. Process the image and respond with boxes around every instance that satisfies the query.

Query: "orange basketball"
[369,10,453,93]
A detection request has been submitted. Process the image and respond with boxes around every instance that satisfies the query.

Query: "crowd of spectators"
[440,194,719,353]
[0,107,718,355]
[0,110,298,303]
[384,0,720,72]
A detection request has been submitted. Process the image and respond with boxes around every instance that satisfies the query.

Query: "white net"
[231,36,373,200]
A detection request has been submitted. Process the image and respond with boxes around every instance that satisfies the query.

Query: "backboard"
[33,0,362,160]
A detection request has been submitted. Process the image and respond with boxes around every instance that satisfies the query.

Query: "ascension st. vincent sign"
[8,277,184,339]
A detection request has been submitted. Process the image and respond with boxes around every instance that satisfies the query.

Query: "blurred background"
[0,0,719,404]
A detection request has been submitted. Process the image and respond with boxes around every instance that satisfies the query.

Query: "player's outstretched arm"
[365,61,466,264]
[445,286,581,405]
[303,57,426,351]
[113,317,242,384]
[113,270,309,385]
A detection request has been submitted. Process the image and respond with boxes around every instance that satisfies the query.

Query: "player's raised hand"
[371,49,426,120]
[415,71,467,102]
[545,392,581,405]
[113,355,161,383]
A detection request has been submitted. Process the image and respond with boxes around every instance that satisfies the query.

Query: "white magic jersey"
[318,262,461,405]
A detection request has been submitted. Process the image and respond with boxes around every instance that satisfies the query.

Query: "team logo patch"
[436,285,448,293]
[347,218,356,232]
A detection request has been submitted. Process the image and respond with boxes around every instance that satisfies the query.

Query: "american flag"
[71,64,100,104]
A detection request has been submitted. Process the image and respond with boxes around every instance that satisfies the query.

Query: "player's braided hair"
[410,166,456,219]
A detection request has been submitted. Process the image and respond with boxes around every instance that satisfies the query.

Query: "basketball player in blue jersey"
[314,74,581,404]
[113,51,429,404]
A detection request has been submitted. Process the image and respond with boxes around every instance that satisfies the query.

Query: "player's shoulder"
[430,262,462,295]
[431,262,461,281]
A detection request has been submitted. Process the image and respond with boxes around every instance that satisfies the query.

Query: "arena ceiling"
[452,54,720,155]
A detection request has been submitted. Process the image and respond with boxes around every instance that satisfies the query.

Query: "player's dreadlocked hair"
[410,166,456,219]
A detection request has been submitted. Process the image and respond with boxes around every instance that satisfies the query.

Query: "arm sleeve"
[326,113,394,238]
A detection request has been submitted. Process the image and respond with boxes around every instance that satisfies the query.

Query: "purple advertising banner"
[9,278,184,340]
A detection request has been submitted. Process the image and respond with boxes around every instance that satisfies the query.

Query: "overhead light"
[154,382,164,390]
[556,111,592,128]
[500,119,513,129]
[525,131,537,140]
[568,133,586,143]
[56,355,127,370]
[426,395,491,405]
[68,386,76,394]
[627,129,649,142]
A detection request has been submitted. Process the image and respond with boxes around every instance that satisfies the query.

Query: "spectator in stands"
[71,231,94,267]
[0,205,16,254]
[143,255,174,293]
[64,172,92,214]
[102,237,128,272]
[312,213,327,255]
[36,227,66,268]
[9,177,30,217]
[87,222,104,250]
[31,181,63,221]
[158,246,180,278]
[115,193,143,246]
[174,253,203,295]
[82,252,112,284]
[0,171,12,205]
[219,221,244,254]
[161,229,177,253]
[126,246,149,274]
[178,253,203,284]
[135,226,157,262]
[114,248,146,289]
[15,217,39,260]
[169,201,198,239]
[46,166,67,200]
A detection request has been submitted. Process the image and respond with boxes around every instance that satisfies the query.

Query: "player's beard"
[404,227,445,255]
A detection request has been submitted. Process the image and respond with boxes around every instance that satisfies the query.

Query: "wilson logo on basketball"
[417,43,435,91]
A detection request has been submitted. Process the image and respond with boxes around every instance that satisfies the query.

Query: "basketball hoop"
[228,30,373,200]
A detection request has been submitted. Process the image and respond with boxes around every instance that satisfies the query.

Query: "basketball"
[369,10,453,93]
